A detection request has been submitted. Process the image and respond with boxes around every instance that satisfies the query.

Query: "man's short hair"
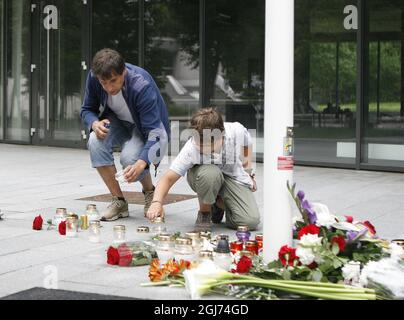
[189,107,225,144]
[92,48,125,79]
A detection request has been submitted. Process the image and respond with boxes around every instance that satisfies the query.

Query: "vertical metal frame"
[1,0,6,141]
[199,0,207,108]
[138,0,144,68]
[355,0,365,170]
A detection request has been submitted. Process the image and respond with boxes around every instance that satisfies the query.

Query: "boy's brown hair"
[92,48,125,80]
[189,107,225,144]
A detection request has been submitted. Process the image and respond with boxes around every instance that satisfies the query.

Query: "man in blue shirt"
[81,48,170,221]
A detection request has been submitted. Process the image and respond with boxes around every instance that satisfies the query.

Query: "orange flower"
[149,259,167,282]
[149,258,193,282]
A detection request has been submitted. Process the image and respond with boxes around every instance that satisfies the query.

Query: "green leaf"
[333,259,342,269]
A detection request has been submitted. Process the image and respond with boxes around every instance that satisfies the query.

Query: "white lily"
[183,260,231,299]
[312,202,338,228]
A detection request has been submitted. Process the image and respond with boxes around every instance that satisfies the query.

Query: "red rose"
[117,244,133,267]
[107,246,120,265]
[331,236,346,252]
[308,262,318,269]
[58,221,66,235]
[32,215,43,230]
[344,215,353,223]
[297,224,320,240]
[279,245,298,267]
[363,221,376,235]
[235,256,253,274]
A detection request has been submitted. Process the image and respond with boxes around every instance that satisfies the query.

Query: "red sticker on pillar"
[278,156,294,170]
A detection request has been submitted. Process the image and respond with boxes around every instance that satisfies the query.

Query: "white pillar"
[263,0,294,262]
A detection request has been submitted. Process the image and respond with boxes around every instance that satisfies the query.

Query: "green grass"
[317,102,402,113]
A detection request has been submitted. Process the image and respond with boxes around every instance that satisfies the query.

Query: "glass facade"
[205,0,265,153]
[0,0,3,140]
[294,0,357,165]
[144,0,199,139]
[6,0,31,142]
[361,0,404,168]
[0,0,403,172]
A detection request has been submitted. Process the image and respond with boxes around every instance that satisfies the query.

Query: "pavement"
[0,143,403,299]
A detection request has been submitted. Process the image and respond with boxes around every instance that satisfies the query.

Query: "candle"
[230,241,244,254]
[113,225,126,245]
[66,216,78,238]
[245,240,259,255]
[236,225,251,242]
[88,221,101,243]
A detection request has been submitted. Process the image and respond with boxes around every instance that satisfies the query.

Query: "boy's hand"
[124,160,147,182]
[92,119,110,139]
[251,176,257,192]
[146,201,165,221]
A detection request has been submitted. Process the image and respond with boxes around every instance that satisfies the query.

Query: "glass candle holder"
[198,250,214,263]
[174,237,194,262]
[113,225,126,245]
[236,225,251,242]
[216,234,230,241]
[151,216,167,236]
[53,208,67,226]
[156,233,174,264]
[199,230,212,241]
[185,231,202,252]
[88,221,101,243]
[66,216,78,238]
[80,215,89,230]
[230,241,244,254]
[56,208,67,216]
[239,250,254,259]
[245,240,259,255]
[86,204,100,222]
[255,234,263,255]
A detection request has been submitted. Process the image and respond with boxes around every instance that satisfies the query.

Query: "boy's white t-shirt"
[107,90,135,123]
[170,122,253,188]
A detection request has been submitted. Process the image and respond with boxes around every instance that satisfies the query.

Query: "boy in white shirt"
[146,108,260,231]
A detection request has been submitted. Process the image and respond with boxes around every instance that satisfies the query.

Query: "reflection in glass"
[0,0,3,140]
[294,0,357,164]
[92,0,139,66]
[205,0,265,154]
[6,0,30,141]
[361,0,404,167]
[51,0,84,142]
[144,0,199,147]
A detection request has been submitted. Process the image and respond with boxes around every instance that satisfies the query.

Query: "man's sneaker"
[194,211,212,232]
[211,202,225,224]
[100,196,129,222]
[143,187,155,217]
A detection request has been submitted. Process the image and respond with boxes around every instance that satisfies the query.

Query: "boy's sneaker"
[143,187,155,217]
[195,211,212,232]
[211,202,225,224]
[100,196,129,221]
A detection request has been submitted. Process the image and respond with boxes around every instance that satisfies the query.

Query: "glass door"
[31,0,87,147]
[361,0,404,168]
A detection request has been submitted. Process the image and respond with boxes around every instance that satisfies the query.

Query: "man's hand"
[251,176,257,192]
[146,201,165,221]
[123,159,148,183]
[92,119,110,139]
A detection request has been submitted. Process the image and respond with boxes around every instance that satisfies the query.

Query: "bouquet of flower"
[107,242,158,267]
[252,182,388,284]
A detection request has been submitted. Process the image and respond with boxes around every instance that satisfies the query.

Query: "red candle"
[255,234,263,251]
[230,241,243,254]
[245,240,259,255]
